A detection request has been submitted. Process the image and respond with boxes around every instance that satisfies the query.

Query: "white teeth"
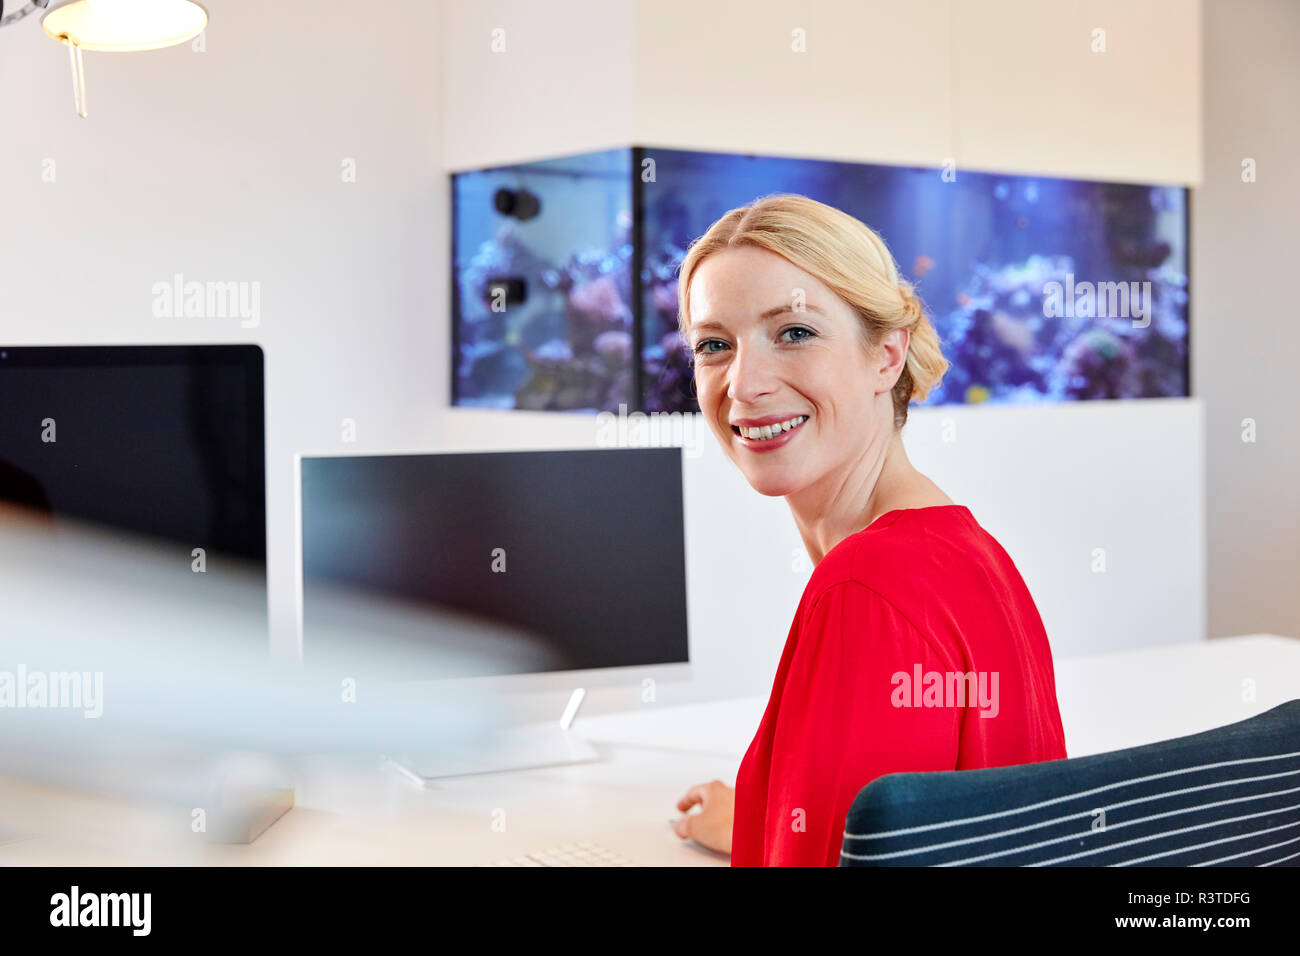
[737,416,807,441]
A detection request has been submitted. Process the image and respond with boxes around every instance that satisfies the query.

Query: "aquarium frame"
[449,169,460,407]
[631,146,646,414]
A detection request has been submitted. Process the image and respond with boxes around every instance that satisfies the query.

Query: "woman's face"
[686,245,900,498]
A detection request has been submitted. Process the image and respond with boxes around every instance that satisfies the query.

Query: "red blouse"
[731,505,1067,867]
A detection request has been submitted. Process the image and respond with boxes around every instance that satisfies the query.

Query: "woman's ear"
[874,326,911,394]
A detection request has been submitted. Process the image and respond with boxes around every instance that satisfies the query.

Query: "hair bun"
[899,282,925,327]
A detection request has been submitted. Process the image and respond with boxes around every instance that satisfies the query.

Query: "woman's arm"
[760,581,962,865]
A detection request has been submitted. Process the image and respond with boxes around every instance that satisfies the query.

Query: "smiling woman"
[669,194,1068,866]
[676,195,955,548]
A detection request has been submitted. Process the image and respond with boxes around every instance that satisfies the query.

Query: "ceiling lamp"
[40,0,208,117]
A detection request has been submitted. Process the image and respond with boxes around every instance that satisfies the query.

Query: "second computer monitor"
[299,446,689,679]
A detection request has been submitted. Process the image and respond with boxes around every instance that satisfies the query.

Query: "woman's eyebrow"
[758,303,825,319]
[694,303,827,333]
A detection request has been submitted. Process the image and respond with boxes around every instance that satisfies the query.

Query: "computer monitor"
[0,345,268,643]
[298,446,689,682]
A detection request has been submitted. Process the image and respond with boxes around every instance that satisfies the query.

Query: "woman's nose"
[726,343,779,404]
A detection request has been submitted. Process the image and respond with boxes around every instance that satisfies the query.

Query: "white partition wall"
[1195,0,1300,642]
[443,0,1201,183]
[900,400,1206,661]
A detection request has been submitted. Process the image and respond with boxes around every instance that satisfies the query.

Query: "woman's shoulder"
[796,507,1049,679]
[808,504,1009,603]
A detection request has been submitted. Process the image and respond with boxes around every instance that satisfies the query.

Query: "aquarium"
[452,146,1189,414]
[452,147,635,412]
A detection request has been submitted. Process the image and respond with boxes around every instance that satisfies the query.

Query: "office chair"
[840,699,1300,866]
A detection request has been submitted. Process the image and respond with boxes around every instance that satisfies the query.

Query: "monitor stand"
[385,689,601,784]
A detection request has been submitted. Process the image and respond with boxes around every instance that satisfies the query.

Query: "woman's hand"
[673,780,734,855]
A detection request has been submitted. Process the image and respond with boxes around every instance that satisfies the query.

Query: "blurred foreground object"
[0,503,514,846]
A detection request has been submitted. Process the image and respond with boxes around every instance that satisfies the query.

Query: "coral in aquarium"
[458,212,637,411]
[456,225,558,406]
[927,252,1187,406]
[641,241,699,413]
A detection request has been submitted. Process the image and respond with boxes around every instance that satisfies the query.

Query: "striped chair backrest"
[840,699,1300,866]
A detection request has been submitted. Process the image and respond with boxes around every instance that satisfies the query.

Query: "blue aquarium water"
[453,148,635,413]
[452,146,1188,414]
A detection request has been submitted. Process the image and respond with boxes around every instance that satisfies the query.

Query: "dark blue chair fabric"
[840,700,1300,866]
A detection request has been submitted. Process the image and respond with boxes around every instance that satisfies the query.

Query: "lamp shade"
[42,0,206,52]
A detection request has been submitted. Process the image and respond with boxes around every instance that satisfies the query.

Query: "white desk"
[1,634,1296,866]
[575,633,1300,761]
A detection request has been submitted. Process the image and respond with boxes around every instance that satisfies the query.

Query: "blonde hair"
[676,193,949,429]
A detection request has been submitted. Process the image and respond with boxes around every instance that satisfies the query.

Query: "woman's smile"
[729,413,810,452]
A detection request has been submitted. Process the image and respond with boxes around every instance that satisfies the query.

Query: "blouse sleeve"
[761,580,962,866]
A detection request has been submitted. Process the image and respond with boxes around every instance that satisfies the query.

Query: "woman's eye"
[781,326,816,343]
[693,339,728,355]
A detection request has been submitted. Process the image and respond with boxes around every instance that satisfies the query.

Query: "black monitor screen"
[300,447,689,678]
[0,345,267,638]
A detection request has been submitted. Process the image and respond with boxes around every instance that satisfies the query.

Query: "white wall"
[1195,0,1300,641]
[445,0,1201,182]
[439,0,636,173]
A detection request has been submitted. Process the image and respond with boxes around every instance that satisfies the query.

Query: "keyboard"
[484,841,635,867]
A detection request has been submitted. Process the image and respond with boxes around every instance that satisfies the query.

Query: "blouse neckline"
[846,503,972,545]
[868,504,971,528]
[819,505,973,567]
